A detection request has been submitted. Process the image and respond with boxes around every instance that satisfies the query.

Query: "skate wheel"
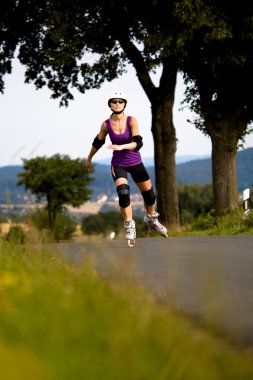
[127,239,135,247]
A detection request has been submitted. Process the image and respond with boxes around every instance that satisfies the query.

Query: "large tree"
[0,0,180,228]
[174,0,253,214]
[17,154,93,230]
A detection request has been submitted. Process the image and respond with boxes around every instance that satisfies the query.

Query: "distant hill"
[95,154,210,166]
[237,148,253,190]
[0,148,253,204]
[0,166,25,204]
[175,148,253,191]
[176,158,212,184]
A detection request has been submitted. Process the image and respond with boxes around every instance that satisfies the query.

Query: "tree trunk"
[47,195,56,232]
[118,38,180,228]
[208,118,240,215]
[211,141,238,215]
[47,196,53,230]
[151,96,180,228]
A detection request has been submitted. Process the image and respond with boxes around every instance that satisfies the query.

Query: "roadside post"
[243,188,251,215]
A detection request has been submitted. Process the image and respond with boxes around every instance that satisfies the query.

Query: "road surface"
[47,235,253,346]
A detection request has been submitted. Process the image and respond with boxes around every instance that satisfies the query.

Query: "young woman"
[86,90,167,240]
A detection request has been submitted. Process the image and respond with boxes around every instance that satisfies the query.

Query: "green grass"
[168,209,253,237]
[0,242,253,380]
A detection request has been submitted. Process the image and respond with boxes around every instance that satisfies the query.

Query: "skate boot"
[124,219,136,247]
[144,211,168,237]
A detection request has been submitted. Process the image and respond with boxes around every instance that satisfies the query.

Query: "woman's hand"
[107,144,124,151]
[86,158,92,172]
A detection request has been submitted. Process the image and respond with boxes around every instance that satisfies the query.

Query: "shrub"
[29,209,76,241]
[218,209,245,233]
[242,210,253,228]
[192,211,217,231]
[178,183,213,224]
[192,208,253,234]
[53,213,76,241]
[5,225,26,244]
[81,211,147,238]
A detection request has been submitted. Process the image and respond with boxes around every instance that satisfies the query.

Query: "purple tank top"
[105,116,142,167]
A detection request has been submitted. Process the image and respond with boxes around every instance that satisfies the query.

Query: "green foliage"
[53,213,76,242]
[243,210,253,228]
[29,208,50,230]
[190,208,253,235]
[17,154,92,206]
[29,208,76,242]
[216,209,253,235]
[17,154,93,230]
[192,211,217,231]
[81,211,139,237]
[5,225,26,244]
[81,211,122,237]
[79,207,253,238]
[177,0,253,132]
[81,211,148,238]
[218,210,245,233]
[178,183,213,224]
[81,213,104,236]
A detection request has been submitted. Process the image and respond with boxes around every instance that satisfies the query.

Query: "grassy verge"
[168,209,253,237]
[0,242,253,379]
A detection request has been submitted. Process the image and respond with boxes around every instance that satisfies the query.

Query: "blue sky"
[1,59,253,167]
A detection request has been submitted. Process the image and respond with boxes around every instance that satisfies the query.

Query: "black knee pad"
[117,184,130,208]
[141,186,156,205]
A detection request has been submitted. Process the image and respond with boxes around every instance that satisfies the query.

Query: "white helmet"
[108,90,127,103]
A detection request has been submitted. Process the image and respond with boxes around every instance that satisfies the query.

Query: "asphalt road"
[50,235,253,347]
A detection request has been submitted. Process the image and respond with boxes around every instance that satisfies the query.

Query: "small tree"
[17,154,93,232]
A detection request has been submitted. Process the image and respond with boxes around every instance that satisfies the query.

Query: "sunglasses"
[110,99,125,104]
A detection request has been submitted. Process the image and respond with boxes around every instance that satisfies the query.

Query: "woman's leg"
[137,179,167,235]
[111,166,136,240]
[130,164,167,236]
[128,163,156,214]
[137,179,156,215]
[115,178,136,239]
[115,178,133,221]
[111,166,133,221]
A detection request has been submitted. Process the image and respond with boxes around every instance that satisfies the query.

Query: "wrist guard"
[133,135,143,151]
[92,135,105,150]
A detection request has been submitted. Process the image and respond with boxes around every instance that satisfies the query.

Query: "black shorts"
[111,162,150,183]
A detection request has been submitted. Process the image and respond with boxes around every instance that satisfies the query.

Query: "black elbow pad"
[133,135,143,151]
[92,135,105,150]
